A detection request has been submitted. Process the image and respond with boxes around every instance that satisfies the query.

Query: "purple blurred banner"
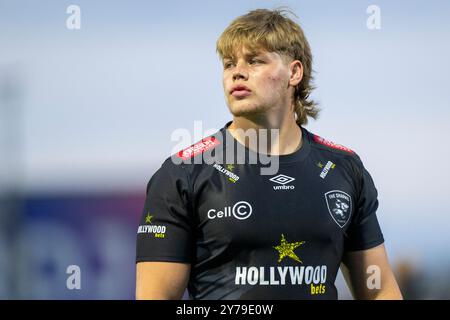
[13,193,144,299]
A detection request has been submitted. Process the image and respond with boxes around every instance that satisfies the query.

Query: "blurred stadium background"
[1,0,450,299]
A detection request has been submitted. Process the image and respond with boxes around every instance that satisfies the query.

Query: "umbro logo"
[270,174,295,185]
[269,174,295,190]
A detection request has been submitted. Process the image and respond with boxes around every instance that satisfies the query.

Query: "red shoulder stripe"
[176,136,220,160]
[313,134,354,154]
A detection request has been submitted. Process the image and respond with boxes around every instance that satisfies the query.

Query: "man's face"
[222,46,293,118]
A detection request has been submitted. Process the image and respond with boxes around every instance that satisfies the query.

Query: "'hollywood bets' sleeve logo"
[137,212,166,238]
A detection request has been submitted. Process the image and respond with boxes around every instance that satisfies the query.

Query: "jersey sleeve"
[136,158,194,263]
[344,156,385,252]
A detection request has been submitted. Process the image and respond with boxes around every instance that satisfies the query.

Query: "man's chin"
[229,104,266,118]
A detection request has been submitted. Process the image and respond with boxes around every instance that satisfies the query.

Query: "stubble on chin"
[228,99,268,117]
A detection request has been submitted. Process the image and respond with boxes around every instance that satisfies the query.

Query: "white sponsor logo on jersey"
[137,224,166,239]
[235,265,327,286]
[320,161,335,179]
[269,174,295,190]
[213,163,240,183]
[207,201,253,220]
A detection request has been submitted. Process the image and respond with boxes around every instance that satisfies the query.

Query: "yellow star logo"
[273,234,305,264]
[145,213,153,224]
[317,161,324,168]
[226,164,234,171]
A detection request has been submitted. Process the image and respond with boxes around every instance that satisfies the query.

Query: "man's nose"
[232,61,249,81]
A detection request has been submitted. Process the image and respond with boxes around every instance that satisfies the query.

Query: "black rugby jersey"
[136,121,384,300]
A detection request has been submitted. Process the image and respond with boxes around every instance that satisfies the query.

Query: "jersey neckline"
[220,120,312,164]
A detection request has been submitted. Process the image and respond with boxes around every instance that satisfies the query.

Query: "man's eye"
[249,59,264,64]
[224,62,234,69]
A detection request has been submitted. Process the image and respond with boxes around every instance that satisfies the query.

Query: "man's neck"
[227,113,302,156]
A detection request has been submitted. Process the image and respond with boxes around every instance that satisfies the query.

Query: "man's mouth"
[231,89,252,98]
[231,85,252,98]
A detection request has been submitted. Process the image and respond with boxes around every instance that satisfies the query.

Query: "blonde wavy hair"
[216,8,320,125]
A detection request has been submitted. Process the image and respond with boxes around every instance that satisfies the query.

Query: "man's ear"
[289,60,303,87]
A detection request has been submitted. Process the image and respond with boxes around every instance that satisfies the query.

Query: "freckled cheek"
[257,75,282,91]
[268,76,281,84]
[256,74,287,100]
[269,71,290,90]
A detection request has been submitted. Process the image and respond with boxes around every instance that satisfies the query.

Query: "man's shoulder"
[306,129,355,155]
[305,128,364,168]
[157,128,225,174]
[147,130,223,192]
[173,135,222,163]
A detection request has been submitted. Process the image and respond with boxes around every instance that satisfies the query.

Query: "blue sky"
[1,0,450,267]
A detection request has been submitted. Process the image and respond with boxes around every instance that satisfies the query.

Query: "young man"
[136,8,402,300]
